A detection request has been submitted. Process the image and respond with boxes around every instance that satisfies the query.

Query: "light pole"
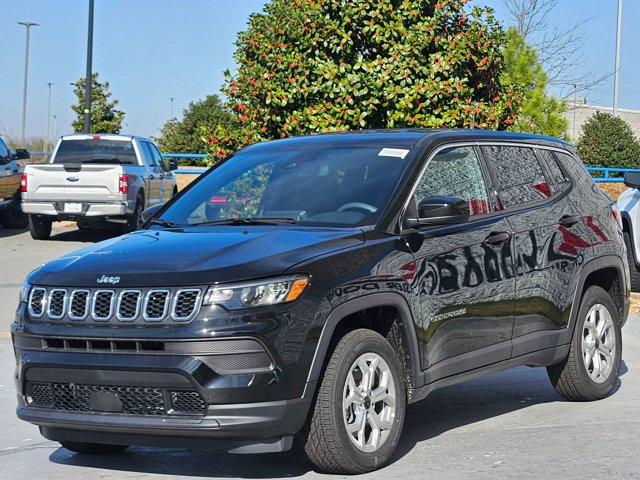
[18,21,39,144]
[572,83,578,141]
[170,97,175,119]
[83,0,95,133]
[613,0,623,116]
[45,82,53,152]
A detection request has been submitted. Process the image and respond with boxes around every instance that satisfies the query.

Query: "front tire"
[302,329,406,474]
[28,215,52,240]
[547,286,622,401]
[60,441,128,455]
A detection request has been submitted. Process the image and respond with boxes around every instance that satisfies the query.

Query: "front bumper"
[12,330,315,452]
[21,201,130,218]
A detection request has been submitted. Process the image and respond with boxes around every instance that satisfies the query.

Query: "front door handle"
[559,215,579,227]
[149,174,156,180]
[484,231,512,246]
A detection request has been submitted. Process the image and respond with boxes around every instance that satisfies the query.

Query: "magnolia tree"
[204,0,519,161]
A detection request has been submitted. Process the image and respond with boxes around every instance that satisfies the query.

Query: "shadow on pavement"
[47,365,608,477]
[48,226,123,243]
[0,227,27,239]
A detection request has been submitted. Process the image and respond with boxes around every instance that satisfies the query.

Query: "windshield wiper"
[190,217,297,227]
[147,218,182,229]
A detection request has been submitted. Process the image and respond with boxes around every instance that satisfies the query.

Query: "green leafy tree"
[500,27,567,138]
[71,73,125,134]
[205,0,519,161]
[157,95,237,165]
[577,112,640,170]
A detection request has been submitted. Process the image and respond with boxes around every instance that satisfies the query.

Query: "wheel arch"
[569,255,629,334]
[306,292,422,402]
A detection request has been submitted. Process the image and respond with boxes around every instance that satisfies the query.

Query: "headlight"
[19,280,31,303]
[203,275,309,310]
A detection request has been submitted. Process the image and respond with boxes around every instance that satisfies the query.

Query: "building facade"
[566,102,640,142]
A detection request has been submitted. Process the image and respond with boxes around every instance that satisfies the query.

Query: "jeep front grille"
[144,290,170,321]
[28,287,47,317]
[25,286,204,325]
[92,290,114,320]
[47,289,67,319]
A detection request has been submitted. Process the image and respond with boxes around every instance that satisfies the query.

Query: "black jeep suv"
[12,130,629,473]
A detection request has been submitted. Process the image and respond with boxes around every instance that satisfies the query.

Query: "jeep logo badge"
[97,275,120,285]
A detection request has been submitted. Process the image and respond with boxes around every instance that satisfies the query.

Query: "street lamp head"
[17,21,39,27]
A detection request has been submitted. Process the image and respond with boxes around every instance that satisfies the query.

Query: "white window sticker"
[378,148,410,159]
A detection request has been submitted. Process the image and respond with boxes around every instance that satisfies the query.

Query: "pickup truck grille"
[27,286,203,325]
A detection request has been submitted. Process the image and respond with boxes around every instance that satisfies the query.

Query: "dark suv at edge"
[12,130,629,474]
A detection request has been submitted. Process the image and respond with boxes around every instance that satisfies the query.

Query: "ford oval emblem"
[66,176,79,182]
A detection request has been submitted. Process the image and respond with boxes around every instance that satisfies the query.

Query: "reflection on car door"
[408,145,517,382]
[481,145,592,357]
[141,142,163,205]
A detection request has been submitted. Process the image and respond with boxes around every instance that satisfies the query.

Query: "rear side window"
[538,149,570,193]
[415,146,491,216]
[482,146,551,208]
[53,139,137,165]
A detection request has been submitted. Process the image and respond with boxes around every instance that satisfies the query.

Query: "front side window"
[482,146,551,208]
[413,146,491,217]
[159,144,412,228]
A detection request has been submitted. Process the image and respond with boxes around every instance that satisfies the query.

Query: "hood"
[29,226,365,287]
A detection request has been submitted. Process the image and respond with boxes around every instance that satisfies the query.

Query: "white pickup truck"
[21,134,177,240]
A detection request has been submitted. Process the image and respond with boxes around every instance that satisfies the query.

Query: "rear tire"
[60,441,128,455]
[0,202,28,229]
[623,232,640,291]
[547,286,622,401]
[302,329,406,474]
[28,215,52,240]
[122,195,144,233]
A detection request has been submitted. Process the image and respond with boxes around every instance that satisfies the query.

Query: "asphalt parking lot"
[1,224,639,479]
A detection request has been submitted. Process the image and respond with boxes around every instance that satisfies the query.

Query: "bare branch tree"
[502,0,605,98]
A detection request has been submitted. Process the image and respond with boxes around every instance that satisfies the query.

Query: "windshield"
[53,139,137,164]
[158,143,412,228]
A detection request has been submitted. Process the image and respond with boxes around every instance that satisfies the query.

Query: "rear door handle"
[483,231,512,246]
[559,215,579,227]
[149,174,156,180]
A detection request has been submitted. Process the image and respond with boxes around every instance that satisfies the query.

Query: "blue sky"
[1,0,638,142]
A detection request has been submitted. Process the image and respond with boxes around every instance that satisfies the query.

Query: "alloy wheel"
[342,352,396,453]
[581,304,616,384]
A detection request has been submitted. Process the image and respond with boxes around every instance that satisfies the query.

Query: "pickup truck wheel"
[123,196,144,233]
[547,286,622,401]
[60,441,128,455]
[28,215,52,240]
[302,329,406,474]
[623,232,640,291]
[0,202,28,229]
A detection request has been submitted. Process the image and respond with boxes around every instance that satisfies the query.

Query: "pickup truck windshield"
[159,144,412,228]
[53,139,137,164]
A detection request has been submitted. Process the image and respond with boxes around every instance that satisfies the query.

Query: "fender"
[564,254,629,338]
[306,292,423,393]
[621,211,638,267]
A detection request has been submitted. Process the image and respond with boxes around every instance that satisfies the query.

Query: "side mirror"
[14,149,30,160]
[624,171,640,189]
[141,204,163,224]
[166,158,178,171]
[407,195,470,227]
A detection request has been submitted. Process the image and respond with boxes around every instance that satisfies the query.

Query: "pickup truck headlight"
[19,280,31,304]
[203,275,309,310]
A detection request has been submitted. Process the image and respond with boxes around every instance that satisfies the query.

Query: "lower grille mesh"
[28,382,207,416]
